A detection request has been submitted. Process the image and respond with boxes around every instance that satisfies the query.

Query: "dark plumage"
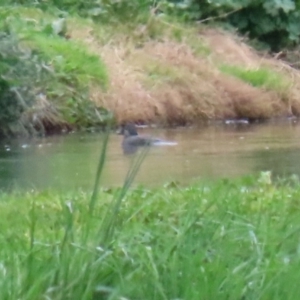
[118,123,177,154]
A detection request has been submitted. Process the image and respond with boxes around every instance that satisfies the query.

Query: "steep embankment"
[3,7,300,130]
[68,17,300,125]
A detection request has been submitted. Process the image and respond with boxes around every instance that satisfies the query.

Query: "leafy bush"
[0,32,50,136]
[4,0,154,23]
[228,0,300,51]
[0,7,112,137]
[165,0,300,50]
[24,30,110,128]
[10,0,300,50]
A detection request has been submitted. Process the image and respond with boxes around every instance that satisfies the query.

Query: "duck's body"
[119,123,177,154]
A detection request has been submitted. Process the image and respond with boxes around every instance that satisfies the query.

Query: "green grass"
[3,7,108,89]
[0,6,110,133]
[1,172,300,299]
[220,64,290,93]
[25,31,108,89]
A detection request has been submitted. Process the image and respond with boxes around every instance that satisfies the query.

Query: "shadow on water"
[1,120,300,191]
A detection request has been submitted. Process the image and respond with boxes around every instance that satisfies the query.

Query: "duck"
[118,123,177,154]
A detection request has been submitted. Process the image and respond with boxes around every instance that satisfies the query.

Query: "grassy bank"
[1,172,300,299]
[0,6,111,136]
[2,4,300,136]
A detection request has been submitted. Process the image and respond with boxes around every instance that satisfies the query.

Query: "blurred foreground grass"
[0,172,300,299]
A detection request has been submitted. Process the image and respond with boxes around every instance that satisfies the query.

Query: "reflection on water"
[1,120,300,191]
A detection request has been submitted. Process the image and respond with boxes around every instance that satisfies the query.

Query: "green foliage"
[220,64,290,92]
[166,0,300,50]
[0,0,298,136]
[1,173,300,298]
[5,0,300,49]
[86,0,153,23]
[0,8,111,136]
[25,32,110,128]
[228,1,300,50]
[4,0,154,23]
[61,97,113,127]
[0,32,49,136]
[25,31,108,89]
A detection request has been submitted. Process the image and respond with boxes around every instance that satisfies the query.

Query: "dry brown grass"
[67,20,300,125]
[202,28,263,68]
[21,94,70,135]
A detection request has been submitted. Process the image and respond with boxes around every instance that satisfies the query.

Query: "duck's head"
[118,123,138,137]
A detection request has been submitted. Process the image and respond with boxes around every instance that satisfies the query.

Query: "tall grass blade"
[99,146,150,246]
[21,200,37,297]
[89,128,110,214]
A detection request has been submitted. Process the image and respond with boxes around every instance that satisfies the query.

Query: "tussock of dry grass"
[22,94,70,134]
[68,21,300,124]
[203,29,263,68]
[216,76,285,119]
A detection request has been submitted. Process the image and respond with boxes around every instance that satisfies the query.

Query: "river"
[0,120,300,191]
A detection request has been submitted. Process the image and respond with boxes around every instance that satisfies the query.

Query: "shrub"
[0,32,50,136]
[165,0,300,50]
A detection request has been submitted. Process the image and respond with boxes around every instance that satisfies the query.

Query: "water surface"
[1,121,300,191]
